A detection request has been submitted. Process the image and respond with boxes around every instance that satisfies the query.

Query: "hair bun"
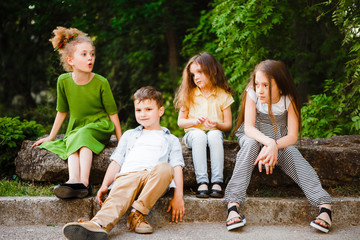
[49,26,87,51]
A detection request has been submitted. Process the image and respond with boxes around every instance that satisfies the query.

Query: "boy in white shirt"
[62,86,185,240]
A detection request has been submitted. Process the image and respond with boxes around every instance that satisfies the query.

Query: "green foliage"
[104,0,207,126]
[301,78,360,138]
[183,0,359,138]
[0,178,54,196]
[161,91,183,137]
[22,104,68,134]
[0,117,45,177]
[301,90,343,138]
[0,0,209,131]
[183,0,346,97]
[1,0,359,140]
[301,0,360,138]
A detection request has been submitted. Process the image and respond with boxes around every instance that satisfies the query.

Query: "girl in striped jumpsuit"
[225,60,332,233]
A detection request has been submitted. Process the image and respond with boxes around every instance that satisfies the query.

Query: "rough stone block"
[15,135,360,188]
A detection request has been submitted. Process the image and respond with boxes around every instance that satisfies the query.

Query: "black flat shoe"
[87,184,92,196]
[53,183,89,199]
[210,182,224,198]
[196,182,209,198]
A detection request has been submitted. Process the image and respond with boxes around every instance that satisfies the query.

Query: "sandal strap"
[319,207,332,221]
[315,217,330,227]
[227,216,242,223]
[227,205,238,216]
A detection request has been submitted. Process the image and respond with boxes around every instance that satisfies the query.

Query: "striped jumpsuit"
[225,100,332,207]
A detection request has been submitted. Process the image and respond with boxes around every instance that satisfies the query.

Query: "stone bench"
[15,135,360,189]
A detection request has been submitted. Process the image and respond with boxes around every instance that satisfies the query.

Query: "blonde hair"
[49,26,94,71]
[174,52,233,110]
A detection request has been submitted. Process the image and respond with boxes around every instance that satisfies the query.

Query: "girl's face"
[189,63,212,90]
[67,42,95,73]
[255,70,281,104]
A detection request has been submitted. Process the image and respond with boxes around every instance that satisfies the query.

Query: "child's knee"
[207,130,223,144]
[152,162,174,179]
[281,145,297,159]
[192,130,207,142]
[242,137,260,150]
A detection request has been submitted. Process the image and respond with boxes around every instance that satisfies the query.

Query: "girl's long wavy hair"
[234,60,301,139]
[50,26,94,72]
[174,52,233,110]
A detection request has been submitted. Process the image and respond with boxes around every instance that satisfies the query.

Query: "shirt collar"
[135,125,170,135]
[194,87,216,97]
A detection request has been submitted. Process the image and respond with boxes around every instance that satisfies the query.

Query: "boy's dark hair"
[133,86,163,108]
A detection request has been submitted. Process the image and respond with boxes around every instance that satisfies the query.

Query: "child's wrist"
[265,138,276,147]
[173,190,184,198]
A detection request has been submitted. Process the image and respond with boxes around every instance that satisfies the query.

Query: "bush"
[301,78,360,138]
[22,104,68,134]
[0,117,45,177]
[160,92,183,138]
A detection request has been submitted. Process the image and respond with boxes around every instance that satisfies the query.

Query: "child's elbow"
[288,134,298,146]
[174,165,183,172]
[177,119,184,128]
[244,125,251,136]
[223,126,232,132]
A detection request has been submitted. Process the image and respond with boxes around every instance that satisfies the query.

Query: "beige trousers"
[92,162,174,232]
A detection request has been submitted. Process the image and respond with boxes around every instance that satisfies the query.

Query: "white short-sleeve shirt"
[246,87,291,115]
[120,129,164,174]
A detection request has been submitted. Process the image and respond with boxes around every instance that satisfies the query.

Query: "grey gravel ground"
[1,222,360,240]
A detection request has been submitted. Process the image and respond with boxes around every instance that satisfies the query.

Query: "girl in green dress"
[32,27,122,199]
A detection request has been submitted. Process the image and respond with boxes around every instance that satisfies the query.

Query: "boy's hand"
[96,185,109,206]
[166,196,185,223]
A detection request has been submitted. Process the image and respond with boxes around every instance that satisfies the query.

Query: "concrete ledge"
[0,197,93,225]
[1,195,359,226]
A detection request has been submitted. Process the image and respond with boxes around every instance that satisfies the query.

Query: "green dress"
[39,73,118,160]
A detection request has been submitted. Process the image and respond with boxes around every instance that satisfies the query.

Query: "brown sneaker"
[62,219,108,240]
[127,210,153,234]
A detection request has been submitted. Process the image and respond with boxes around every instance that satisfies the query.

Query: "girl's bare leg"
[79,146,93,187]
[67,152,80,183]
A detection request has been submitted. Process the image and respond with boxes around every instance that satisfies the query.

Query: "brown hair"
[234,60,301,138]
[133,86,163,108]
[49,26,94,72]
[174,52,233,110]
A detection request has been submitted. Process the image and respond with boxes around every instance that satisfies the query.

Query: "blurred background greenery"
[0,0,359,176]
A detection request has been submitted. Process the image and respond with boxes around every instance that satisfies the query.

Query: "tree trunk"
[166,28,179,89]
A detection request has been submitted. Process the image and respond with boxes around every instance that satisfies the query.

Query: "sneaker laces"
[128,212,149,232]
